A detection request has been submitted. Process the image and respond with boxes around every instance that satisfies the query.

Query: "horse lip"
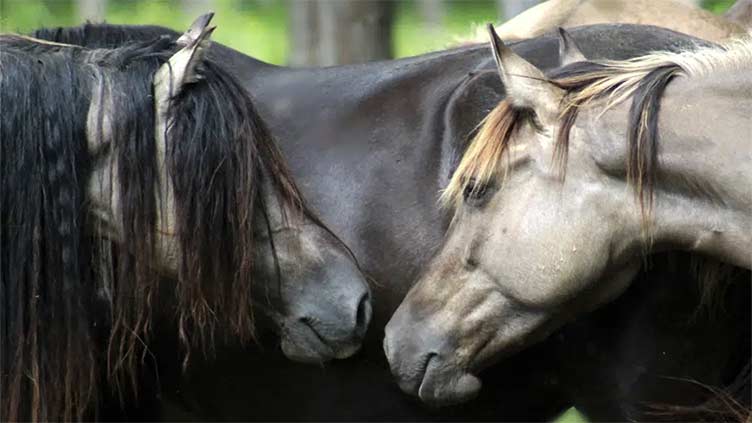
[296,318,362,359]
[415,354,482,406]
[299,319,337,355]
[415,352,439,397]
[279,319,336,363]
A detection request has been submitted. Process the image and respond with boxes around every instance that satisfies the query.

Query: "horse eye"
[462,178,489,203]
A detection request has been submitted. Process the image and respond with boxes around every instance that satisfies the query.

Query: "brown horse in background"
[472,0,746,43]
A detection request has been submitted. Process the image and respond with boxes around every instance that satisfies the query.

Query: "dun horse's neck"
[636,80,751,268]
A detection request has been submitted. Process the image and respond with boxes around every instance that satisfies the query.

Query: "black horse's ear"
[154,14,215,102]
[557,27,586,66]
[487,23,564,126]
[177,12,215,47]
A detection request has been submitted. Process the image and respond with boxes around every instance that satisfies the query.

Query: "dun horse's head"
[384,26,752,405]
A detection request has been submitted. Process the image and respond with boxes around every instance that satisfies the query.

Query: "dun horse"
[385,25,751,409]
[471,0,746,43]
[0,16,370,421]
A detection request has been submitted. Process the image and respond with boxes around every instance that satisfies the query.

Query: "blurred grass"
[0,0,735,64]
[556,407,589,423]
[703,0,736,13]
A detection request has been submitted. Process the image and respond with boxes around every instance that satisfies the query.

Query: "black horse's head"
[0,16,370,421]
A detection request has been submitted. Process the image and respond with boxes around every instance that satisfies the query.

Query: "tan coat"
[725,0,752,30]
[487,0,747,43]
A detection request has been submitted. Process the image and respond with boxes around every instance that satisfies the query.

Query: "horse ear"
[154,14,215,102]
[487,23,563,125]
[557,27,586,66]
[177,12,215,47]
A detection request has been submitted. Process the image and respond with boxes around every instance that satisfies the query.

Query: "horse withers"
[0,16,370,421]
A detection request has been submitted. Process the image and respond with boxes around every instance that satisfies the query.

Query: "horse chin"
[417,357,482,407]
[279,319,362,363]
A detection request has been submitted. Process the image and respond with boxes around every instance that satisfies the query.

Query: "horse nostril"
[355,291,371,336]
[297,315,313,328]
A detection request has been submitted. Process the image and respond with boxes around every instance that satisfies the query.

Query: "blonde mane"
[562,35,752,109]
[443,35,752,209]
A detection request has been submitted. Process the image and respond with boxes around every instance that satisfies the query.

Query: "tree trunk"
[289,0,322,66]
[418,0,445,30]
[288,0,394,67]
[181,0,215,17]
[497,0,540,21]
[76,0,107,22]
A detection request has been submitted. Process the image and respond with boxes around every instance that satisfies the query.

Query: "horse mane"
[163,56,310,360]
[641,363,751,423]
[32,22,180,49]
[0,33,175,421]
[1,35,97,422]
[1,33,310,420]
[443,35,752,212]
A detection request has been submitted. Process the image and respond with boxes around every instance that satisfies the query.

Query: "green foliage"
[394,0,496,57]
[704,0,736,14]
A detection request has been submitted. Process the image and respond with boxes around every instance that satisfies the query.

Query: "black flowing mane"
[1,33,308,421]
[33,22,181,49]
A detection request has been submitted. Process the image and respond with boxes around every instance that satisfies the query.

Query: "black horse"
[35,22,751,421]
[1,18,372,421]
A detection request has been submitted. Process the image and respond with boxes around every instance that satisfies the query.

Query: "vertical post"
[180,0,215,16]
[418,0,445,30]
[288,0,394,66]
[76,0,107,22]
[497,0,540,21]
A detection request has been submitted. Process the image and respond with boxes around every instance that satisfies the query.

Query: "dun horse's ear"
[557,27,586,66]
[487,23,564,125]
[154,13,215,102]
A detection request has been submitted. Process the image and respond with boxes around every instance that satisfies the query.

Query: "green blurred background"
[0,0,737,65]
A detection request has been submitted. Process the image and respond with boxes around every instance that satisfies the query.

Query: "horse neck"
[604,77,752,269]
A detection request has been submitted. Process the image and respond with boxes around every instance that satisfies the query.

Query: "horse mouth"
[280,318,361,363]
[389,351,437,397]
[280,320,334,363]
[415,354,482,407]
[416,352,438,396]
